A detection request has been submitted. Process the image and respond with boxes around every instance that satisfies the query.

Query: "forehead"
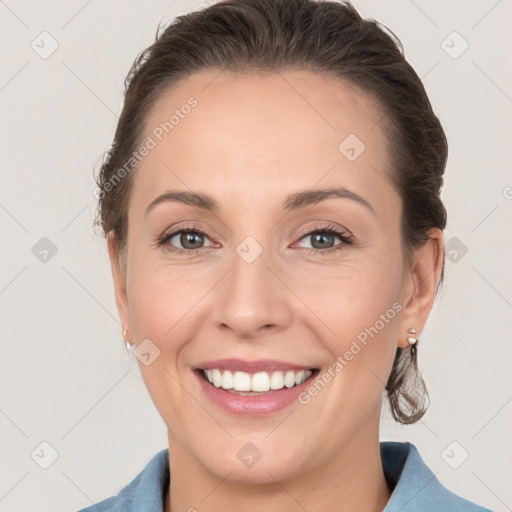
[131,69,397,218]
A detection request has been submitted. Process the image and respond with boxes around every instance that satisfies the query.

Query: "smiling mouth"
[197,368,319,395]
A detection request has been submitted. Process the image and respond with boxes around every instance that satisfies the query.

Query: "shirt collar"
[381,441,491,511]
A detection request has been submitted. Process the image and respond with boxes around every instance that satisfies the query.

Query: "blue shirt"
[76,441,493,511]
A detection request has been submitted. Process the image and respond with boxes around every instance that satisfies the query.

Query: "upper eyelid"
[296,223,351,237]
[161,223,348,238]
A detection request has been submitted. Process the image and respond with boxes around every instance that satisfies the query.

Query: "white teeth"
[202,368,313,392]
[233,371,251,391]
[270,371,284,389]
[221,370,234,390]
[284,370,296,388]
[212,369,222,388]
[252,372,270,392]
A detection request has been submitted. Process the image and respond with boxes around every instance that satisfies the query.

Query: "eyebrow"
[145,186,376,217]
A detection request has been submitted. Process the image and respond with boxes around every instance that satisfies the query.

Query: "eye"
[156,225,216,254]
[155,222,353,256]
[295,224,353,254]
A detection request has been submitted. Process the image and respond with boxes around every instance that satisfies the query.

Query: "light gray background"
[1,1,511,511]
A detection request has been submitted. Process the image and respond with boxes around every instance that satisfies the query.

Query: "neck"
[163,428,392,512]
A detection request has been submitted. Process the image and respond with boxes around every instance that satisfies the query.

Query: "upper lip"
[195,358,315,373]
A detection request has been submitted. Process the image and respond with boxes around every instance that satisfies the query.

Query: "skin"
[108,69,443,512]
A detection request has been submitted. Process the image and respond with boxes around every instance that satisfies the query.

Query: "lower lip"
[195,370,317,416]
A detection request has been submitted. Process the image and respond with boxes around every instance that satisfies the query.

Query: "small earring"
[122,326,133,352]
[407,328,418,345]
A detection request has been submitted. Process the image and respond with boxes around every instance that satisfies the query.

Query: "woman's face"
[109,70,438,483]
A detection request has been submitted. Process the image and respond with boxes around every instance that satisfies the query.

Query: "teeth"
[295,370,306,385]
[270,371,284,389]
[202,368,312,392]
[284,370,296,388]
[252,372,270,392]
[221,370,234,390]
[233,371,251,391]
[212,369,222,388]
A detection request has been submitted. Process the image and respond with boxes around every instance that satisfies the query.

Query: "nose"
[212,246,292,340]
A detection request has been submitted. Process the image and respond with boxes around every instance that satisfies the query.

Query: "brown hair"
[94,0,447,424]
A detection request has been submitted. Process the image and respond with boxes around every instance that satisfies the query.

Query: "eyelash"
[155,224,215,257]
[155,223,354,256]
[296,223,354,255]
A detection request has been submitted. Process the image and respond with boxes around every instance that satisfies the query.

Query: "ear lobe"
[397,228,444,349]
[107,232,132,343]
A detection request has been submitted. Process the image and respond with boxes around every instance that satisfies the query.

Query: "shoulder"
[75,448,169,512]
[381,441,495,512]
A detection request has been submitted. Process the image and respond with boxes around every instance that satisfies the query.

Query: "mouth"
[196,367,319,395]
[192,358,321,415]
[194,359,320,418]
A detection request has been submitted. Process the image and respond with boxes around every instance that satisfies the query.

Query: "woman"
[79,0,494,510]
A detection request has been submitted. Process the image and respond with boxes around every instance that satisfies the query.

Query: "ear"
[107,232,132,343]
[397,228,444,349]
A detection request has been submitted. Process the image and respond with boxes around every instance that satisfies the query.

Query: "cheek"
[126,269,201,420]
[126,250,197,340]
[125,261,212,387]
[297,247,402,325]
[296,249,403,381]
[128,282,174,341]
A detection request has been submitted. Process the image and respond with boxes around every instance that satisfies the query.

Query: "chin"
[195,435,311,485]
